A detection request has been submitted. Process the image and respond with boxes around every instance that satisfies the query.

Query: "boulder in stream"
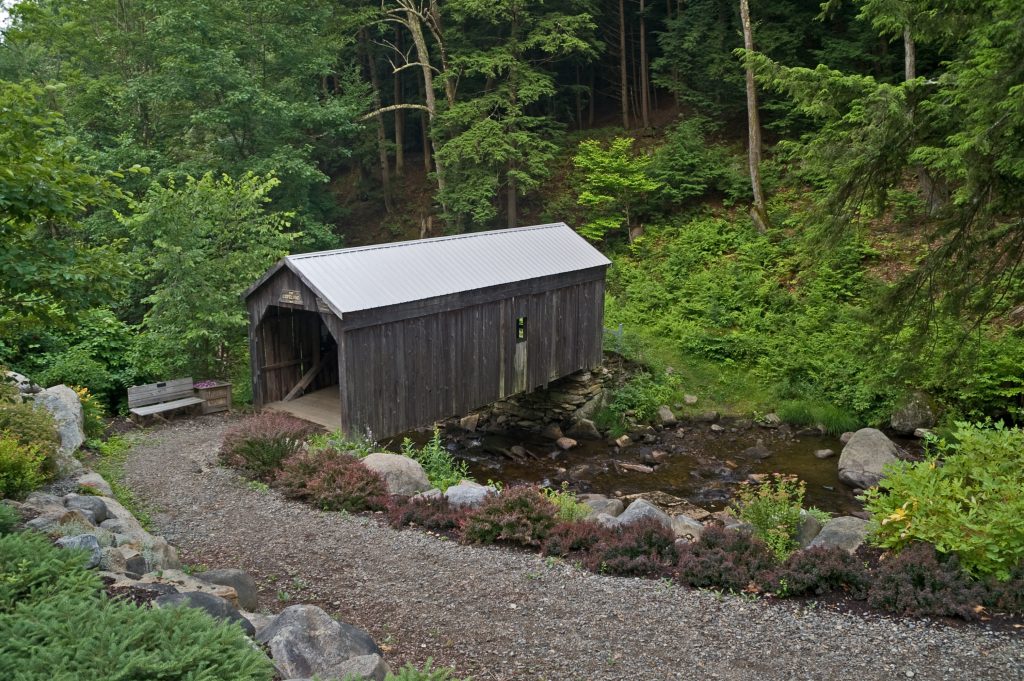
[838,428,900,489]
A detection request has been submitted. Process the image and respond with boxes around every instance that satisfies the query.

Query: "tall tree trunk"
[575,64,583,130]
[507,169,517,229]
[618,0,630,129]
[361,31,392,214]
[429,0,457,106]
[639,0,651,128]
[739,0,769,233]
[903,24,916,81]
[393,30,405,178]
[404,5,448,214]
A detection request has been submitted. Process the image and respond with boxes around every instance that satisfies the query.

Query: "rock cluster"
[9,470,392,681]
[470,368,613,434]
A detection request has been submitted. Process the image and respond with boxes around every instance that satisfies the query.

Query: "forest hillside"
[1,0,1021,428]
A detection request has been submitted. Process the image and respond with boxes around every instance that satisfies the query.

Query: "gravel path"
[123,416,1023,681]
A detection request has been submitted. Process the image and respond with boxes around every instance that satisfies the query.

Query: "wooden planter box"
[193,381,232,414]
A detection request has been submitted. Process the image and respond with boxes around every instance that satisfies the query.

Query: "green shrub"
[540,483,591,523]
[0,531,103,612]
[732,474,811,561]
[0,401,59,477]
[608,371,676,423]
[72,386,107,439]
[0,435,48,500]
[0,503,19,534]
[863,421,1024,579]
[0,531,274,680]
[400,429,470,492]
[382,660,469,681]
[219,412,318,482]
[308,429,377,458]
[461,486,559,547]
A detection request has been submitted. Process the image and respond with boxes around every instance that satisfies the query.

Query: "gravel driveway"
[123,416,1023,681]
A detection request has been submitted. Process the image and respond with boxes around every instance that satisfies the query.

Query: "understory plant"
[732,474,815,561]
[0,435,48,499]
[387,496,467,532]
[582,518,678,577]
[400,429,469,492]
[540,482,591,522]
[219,412,317,482]
[0,401,59,478]
[763,546,870,598]
[863,421,1024,579]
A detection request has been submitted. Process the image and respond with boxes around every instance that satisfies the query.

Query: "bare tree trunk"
[428,0,457,106]
[393,30,405,178]
[739,0,769,233]
[360,31,392,214]
[575,64,583,130]
[507,169,517,229]
[618,0,630,129]
[403,5,448,212]
[903,24,916,81]
[639,0,651,128]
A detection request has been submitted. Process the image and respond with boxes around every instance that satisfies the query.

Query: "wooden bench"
[128,378,205,422]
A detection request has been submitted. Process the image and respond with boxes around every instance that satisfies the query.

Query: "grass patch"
[775,399,860,435]
[86,435,152,530]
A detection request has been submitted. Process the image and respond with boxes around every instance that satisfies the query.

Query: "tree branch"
[360,103,431,120]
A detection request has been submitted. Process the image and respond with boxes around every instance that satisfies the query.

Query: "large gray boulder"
[890,391,937,435]
[838,428,900,489]
[670,515,704,541]
[76,472,113,497]
[566,418,601,440]
[333,654,391,681]
[796,510,824,547]
[64,494,109,525]
[56,534,102,569]
[4,370,40,394]
[579,494,624,518]
[361,453,431,496]
[197,568,259,611]
[809,516,870,554]
[34,385,85,476]
[616,498,672,531]
[156,591,255,636]
[444,481,496,509]
[256,605,381,680]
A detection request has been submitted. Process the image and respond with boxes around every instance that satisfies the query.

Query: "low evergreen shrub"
[867,542,986,620]
[461,486,559,547]
[676,526,777,592]
[219,412,317,481]
[541,520,609,557]
[764,546,870,598]
[381,660,469,681]
[0,503,20,534]
[0,434,48,500]
[387,496,466,532]
[582,518,678,577]
[277,448,388,513]
[0,532,274,680]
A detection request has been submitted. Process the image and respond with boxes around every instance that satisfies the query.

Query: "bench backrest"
[128,378,195,408]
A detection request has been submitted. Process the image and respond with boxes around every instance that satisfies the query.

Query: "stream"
[396,420,915,516]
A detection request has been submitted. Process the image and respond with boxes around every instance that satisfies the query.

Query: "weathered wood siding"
[341,278,605,439]
[248,272,338,406]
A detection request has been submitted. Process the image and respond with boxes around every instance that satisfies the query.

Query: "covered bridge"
[244,223,611,438]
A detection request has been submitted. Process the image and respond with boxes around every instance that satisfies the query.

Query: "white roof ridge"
[287,222,570,262]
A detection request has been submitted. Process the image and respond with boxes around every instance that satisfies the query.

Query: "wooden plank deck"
[264,386,340,431]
